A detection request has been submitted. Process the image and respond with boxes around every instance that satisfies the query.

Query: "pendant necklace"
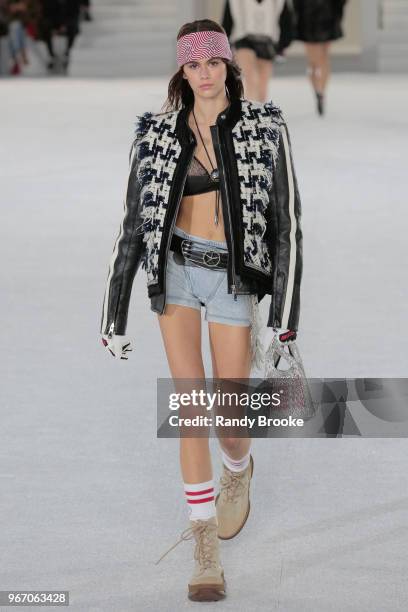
[192,109,220,226]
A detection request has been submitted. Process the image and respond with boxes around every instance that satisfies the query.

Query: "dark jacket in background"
[38,0,80,41]
[276,1,296,53]
[40,0,80,26]
[293,0,348,43]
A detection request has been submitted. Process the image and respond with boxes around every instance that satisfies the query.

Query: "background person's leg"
[8,20,21,73]
[255,57,273,103]
[41,22,56,68]
[61,18,79,70]
[233,47,259,102]
[304,41,331,114]
[304,41,323,93]
[64,19,79,56]
[320,41,332,93]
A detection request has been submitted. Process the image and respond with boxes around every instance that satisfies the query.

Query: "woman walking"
[293,0,348,115]
[100,19,303,602]
[38,0,81,72]
[222,0,291,102]
[6,0,29,75]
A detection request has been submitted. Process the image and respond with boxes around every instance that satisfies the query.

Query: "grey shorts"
[165,226,252,327]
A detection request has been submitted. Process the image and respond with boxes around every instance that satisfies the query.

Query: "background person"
[38,0,81,72]
[59,0,81,69]
[293,0,348,115]
[7,0,29,75]
[222,0,291,102]
[80,0,92,22]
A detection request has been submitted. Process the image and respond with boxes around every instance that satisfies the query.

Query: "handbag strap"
[265,336,305,378]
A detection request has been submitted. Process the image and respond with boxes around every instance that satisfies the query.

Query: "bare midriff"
[175,108,229,242]
[175,191,227,242]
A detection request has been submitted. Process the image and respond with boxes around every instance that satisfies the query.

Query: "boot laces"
[220,468,247,503]
[155,519,217,569]
[192,522,218,572]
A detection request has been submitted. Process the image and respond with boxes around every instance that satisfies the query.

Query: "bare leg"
[255,57,273,103]
[233,47,259,102]
[158,304,226,601]
[304,41,332,114]
[157,303,212,484]
[320,41,331,93]
[208,321,252,459]
[304,41,331,95]
[304,42,323,93]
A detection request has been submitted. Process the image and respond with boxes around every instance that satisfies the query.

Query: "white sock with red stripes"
[184,479,216,521]
[221,448,251,473]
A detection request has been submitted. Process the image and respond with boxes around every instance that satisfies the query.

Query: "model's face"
[183,57,227,99]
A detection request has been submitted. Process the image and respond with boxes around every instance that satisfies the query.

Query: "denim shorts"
[165,226,252,326]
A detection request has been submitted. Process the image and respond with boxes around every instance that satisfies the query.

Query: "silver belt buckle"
[180,238,222,268]
[203,249,221,267]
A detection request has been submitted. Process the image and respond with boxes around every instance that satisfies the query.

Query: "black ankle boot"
[316,92,325,116]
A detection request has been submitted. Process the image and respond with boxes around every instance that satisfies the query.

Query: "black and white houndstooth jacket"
[100,97,303,338]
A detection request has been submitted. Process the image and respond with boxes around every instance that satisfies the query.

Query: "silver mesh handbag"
[263,336,316,420]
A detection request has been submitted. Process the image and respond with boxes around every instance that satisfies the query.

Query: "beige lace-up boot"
[155,515,226,602]
[187,516,226,601]
[215,454,254,540]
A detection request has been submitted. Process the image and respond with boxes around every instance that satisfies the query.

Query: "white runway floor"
[1,75,407,611]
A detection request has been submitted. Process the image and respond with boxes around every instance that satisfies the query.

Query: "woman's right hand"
[101,334,132,360]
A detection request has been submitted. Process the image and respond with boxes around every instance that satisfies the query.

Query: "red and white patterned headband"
[177,30,232,67]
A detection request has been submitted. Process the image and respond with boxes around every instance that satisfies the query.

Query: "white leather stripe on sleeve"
[280,125,296,329]
[129,140,136,167]
[101,146,135,333]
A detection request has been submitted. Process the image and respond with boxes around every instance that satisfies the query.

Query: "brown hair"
[162,19,244,112]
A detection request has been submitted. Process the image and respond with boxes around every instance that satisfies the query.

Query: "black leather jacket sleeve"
[267,117,303,331]
[100,139,145,336]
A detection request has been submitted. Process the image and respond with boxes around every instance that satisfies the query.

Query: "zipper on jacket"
[160,145,195,315]
[107,274,126,338]
[213,124,238,301]
[107,321,115,339]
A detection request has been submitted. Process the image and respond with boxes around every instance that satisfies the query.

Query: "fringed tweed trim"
[249,295,265,373]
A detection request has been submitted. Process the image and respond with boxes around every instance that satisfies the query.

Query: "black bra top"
[183,155,220,197]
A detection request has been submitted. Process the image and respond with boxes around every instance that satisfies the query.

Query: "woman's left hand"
[101,334,132,359]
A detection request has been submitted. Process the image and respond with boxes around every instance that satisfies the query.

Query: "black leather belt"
[170,233,229,270]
